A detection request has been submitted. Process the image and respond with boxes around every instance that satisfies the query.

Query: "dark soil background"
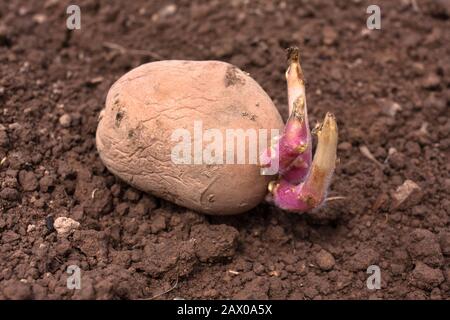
[0,0,449,299]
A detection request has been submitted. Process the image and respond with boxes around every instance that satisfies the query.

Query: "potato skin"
[96,60,283,215]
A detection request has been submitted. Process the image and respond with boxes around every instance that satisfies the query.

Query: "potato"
[96,60,283,215]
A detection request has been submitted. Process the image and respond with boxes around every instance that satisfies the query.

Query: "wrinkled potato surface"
[96,60,283,215]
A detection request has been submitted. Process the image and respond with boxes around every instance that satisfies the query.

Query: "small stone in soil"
[152,4,177,21]
[391,180,422,209]
[59,114,72,128]
[315,249,336,271]
[54,217,80,235]
[378,99,402,117]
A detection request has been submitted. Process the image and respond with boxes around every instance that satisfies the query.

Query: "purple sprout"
[263,47,339,212]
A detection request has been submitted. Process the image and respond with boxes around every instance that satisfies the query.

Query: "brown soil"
[0,0,449,300]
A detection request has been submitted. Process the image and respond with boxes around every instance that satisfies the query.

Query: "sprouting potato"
[97,48,339,215]
[96,60,284,215]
